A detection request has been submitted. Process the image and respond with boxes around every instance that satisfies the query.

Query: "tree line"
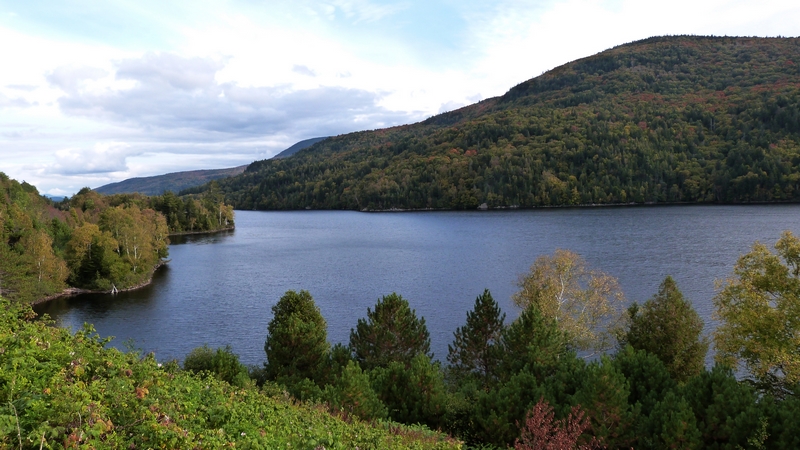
[0,173,234,302]
[187,232,800,449]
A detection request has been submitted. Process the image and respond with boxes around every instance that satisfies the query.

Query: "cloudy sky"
[1,0,799,196]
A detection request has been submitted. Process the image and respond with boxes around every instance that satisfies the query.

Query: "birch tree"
[513,249,626,354]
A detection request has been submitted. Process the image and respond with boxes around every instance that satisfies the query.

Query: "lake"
[35,205,800,367]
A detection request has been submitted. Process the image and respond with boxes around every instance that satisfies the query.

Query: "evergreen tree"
[499,304,569,379]
[369,353,447,428]
[447,289,505,386]
[470,304,582,447]
[612,345,676,419]
[681,365,764,449]
[638,391,702,450]
[349,293,431,370]
[324,360,387,421]
[264,290,329,388]
[574,356,635,448]
[625,276,708,382]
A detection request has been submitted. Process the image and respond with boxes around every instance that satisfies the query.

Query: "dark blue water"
[35,205,800,366]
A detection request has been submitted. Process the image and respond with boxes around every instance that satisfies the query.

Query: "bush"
[183,344,251,387]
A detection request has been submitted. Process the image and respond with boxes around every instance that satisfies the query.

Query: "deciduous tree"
[714,231,800,395]
[513,249,626,354]
[515,399,596,450]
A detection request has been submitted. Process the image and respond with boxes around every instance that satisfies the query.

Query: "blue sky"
[1,0,799,195]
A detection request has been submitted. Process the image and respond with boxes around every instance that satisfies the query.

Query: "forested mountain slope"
[271,136,329,159]
[203,36,800,210]
[95,165,247,196]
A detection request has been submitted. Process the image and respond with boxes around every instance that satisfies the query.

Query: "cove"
[35,205,800,366]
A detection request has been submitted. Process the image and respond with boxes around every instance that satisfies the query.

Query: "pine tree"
[625,276,708,382]
[447,289,505,386]
[264,290,329,387]
[324,360,387,421]
[349,293,431,370]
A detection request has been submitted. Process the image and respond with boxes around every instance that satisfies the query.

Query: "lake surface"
[35,205,800,366]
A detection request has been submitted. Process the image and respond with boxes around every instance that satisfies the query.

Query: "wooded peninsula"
[0,173,233,304]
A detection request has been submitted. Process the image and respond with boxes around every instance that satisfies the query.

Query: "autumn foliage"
[515,399,597,450]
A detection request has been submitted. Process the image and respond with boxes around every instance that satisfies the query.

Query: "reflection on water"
[35,205,800,366]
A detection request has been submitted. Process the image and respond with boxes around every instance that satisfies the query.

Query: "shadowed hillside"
[95,166,247,196]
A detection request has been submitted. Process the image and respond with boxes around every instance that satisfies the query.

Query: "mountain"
[94,166,247,196]
[93,138,329,196]
[199,36,800,211]
[272,136,329,159]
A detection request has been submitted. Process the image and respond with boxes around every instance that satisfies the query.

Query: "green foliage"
[612,345,676,419]
[0,298,459,449]
[625,276,708,382]
[264,290,330,392]
[713,231,800,395]
[498,304,570,378]
[447,289,505,387]
[370,353,448,429]
[636,391,702,450]
[324,360,388,421]
[198,37,800,211]
[573,356,635,448]
[465,305,584,447]
[0,174,68,302]
[150,189,234,234]
[680,365,764,449]
[0,173,230,302]
[350,293,432,371]
[183,344,251,387]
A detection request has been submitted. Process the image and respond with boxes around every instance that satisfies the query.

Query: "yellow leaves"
[513,249,626,354]
[714,231,800,393]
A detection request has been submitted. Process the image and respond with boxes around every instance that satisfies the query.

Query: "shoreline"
[31,226,236,307]
[237,200,800,213]
[168,225,235,237]
[361,200,800,213]
[31,260,170,306]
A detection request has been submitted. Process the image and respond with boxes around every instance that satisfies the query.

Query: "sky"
[1,1,799,196]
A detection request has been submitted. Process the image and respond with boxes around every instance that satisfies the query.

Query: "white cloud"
[49,142,134,175]
[1,0,800,195]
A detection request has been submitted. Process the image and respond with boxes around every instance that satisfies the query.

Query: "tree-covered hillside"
[0,173,234,303]
[200,36,800,210]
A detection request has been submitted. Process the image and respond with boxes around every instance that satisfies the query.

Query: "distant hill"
[95,166,247,196]
[199,36,800,210]
[272,136,329,159]
[94,138,329,196]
